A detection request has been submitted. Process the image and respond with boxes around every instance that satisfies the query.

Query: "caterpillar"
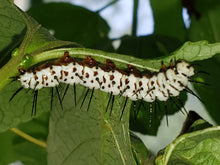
[10,51,199,119]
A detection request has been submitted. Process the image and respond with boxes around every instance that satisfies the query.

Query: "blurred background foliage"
[0,0,220,164]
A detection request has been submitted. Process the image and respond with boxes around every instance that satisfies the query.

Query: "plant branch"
[132,0,139,36]
[10,127,46,148]
[96,0,119,13]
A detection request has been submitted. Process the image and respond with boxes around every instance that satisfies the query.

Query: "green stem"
[96,0,118,13]
[10,127,46,148]
[1,41,220,91]
[132,0,139,36]
[31,41,220,72]
[31,48,160,72]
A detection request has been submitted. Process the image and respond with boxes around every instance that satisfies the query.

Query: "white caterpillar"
[18,52,195,103]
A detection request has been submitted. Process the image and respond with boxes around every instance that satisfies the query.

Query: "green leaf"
[156,126,220,165]
[0,2,220,164]
[0,3,78,91]
[192,58,220,124]
[0,81,50,132]
[0,131,20,164]
[188,0,220,42]
[27,3,113,50]
[47,85,136,165]
[188,119,213,133]
[178,111,213,136]
[0,113,48,164]
[130,92,187,135]
[187,0,220,124]
[18,14,79,66]
[13,141,46,165]
[0,2,79,132]
[117,35,182,59]
[150,0,186,41]
[19,15,79,56]
[0,0,26,67]
[130,133,155,165]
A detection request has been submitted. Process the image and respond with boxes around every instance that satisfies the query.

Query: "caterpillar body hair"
[17,51,195,105]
